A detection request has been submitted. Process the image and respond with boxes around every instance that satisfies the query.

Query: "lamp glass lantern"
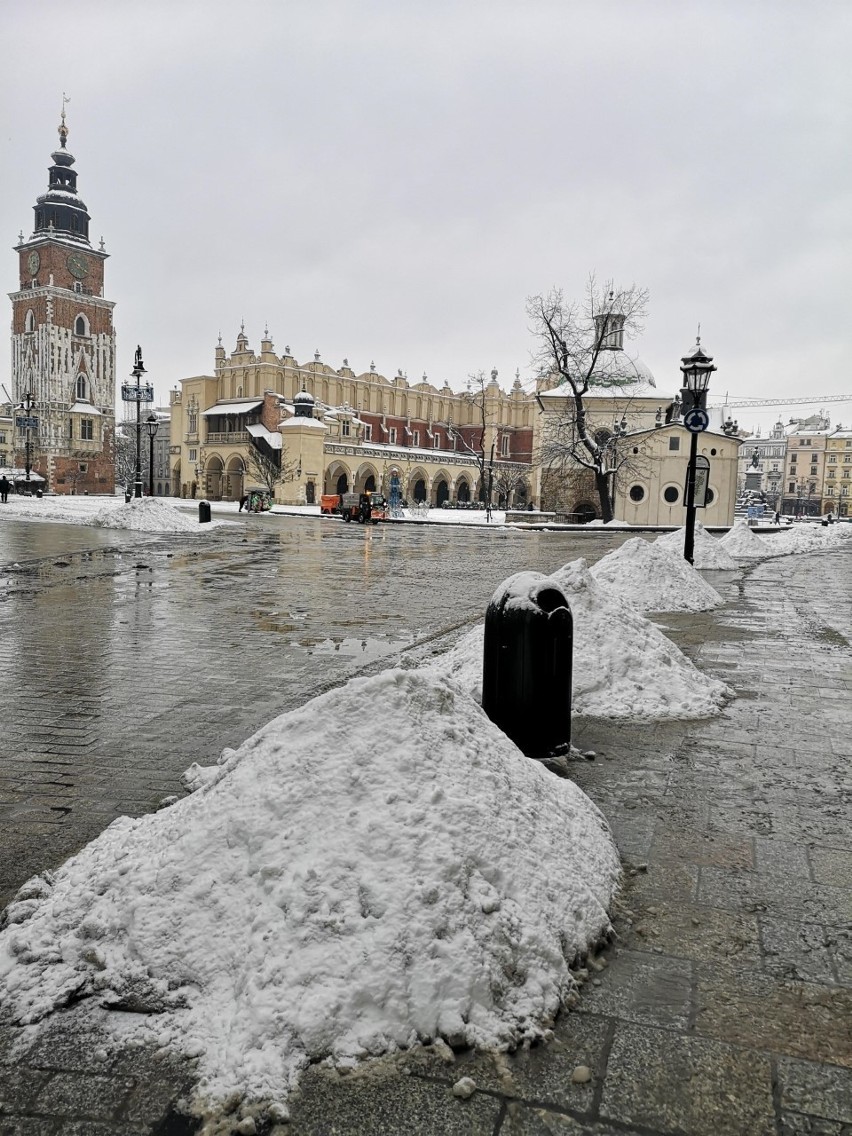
[145,413,159,497]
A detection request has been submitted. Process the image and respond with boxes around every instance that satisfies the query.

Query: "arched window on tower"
[25,310,35,333]
[75,374,88,401]
[74,314,89,336]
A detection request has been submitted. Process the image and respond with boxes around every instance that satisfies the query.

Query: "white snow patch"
[91,497,211,533]
[717,519,776,559]
[654,523,738,570]
[429,559,731,720]
[0,495,225,532]
[0,669,619,1121]
[589,537,724,612]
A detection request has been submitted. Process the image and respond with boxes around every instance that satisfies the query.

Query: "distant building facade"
[170,326,741,526]
[781,417,832,516]
[8,110,116,494]
[170,330,536,507]
[822,427,852,517]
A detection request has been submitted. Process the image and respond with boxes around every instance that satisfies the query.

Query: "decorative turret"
[31,102,91,245]
[293,387,316,418]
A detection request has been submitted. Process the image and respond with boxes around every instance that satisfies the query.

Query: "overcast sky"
[2,0,850,435]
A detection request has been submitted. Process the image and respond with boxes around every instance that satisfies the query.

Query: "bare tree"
[244,437,300,496]
[448,369,498,518]
[528,277,650,523]
[112,430,136,493]
[491,460,527,508]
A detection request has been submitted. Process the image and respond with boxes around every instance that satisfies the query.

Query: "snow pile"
[718,519,776,559]
[589,537,724,612]
[91,497,211,533]
[428,560,731,720]
[654,523,738,569]
[0,669,619,1122]
[826,521,852,546]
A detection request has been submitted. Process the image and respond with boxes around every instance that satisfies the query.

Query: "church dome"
[590,348,656,392]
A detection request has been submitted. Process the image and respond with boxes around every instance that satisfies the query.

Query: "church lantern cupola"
[31,103,91,245]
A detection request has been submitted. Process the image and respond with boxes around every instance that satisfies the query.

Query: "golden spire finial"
[58,92,70,147]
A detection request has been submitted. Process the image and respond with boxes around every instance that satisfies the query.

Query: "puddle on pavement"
[300,633,416,660]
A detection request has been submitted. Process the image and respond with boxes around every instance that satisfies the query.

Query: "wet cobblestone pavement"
[1,517,850,1135]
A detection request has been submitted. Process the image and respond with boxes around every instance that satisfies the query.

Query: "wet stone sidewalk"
[1,547,851,1135]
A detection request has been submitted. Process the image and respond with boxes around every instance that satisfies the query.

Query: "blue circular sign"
[684,407,710,433]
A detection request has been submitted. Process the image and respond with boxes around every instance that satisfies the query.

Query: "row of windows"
[628,484,716,506]
[23,311,91,336]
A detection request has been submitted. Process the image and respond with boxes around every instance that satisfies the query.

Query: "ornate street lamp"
[145,413,159,497]
[121,346,154,500]
[16,391,38,491]
[680,335,717,565]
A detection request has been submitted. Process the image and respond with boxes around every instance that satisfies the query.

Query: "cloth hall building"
[169,327,741,526]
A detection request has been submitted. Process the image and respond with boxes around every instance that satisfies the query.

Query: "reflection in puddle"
[301,633,415,660]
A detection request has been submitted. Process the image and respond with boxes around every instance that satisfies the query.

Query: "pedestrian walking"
[238,494,248,512]
[774,510,780,525]
[0,475,10,503]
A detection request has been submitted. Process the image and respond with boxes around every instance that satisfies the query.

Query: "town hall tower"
[9,105,116,493]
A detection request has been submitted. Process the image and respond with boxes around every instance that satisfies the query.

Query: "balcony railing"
[205,430,250,445]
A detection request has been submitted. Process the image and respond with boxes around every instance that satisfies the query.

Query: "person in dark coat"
[0,475,10,503]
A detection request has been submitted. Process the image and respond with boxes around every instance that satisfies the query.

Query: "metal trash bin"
[198,499,212,524]
[482,572,573,758]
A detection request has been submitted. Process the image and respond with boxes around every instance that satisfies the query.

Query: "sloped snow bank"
[590,537,724,611]
[91,497,215,532]
[654,523,738,569]
[718,519,778,558]
[428,559,732,719]
[0,668,619,1122]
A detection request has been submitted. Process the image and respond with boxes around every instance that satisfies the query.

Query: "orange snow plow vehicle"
[338,491,387,524]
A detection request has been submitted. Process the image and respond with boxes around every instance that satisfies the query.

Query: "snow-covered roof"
[202,399,264,417]
[69,401,102,416]
[280,417,327,431]
[0,468,46,482]
[247,423,282,449]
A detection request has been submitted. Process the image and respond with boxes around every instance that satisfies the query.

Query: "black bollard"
[482,572,572,758]
[198,500,212,524]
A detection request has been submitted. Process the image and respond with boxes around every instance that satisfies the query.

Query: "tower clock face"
[27,250,40,275]
[67,252,89,279]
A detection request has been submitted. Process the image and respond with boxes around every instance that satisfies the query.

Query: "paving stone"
[0,1119,60,1135]
[698,867,852,926]
[35,1072,136,1120]
[500,1100,640,1135]
[574,949,693,1030]
[809,847,852,889]
[0,1064,53,1111]
[760,916,840,983]
[776,1055,852,1124]
[754,836,812,878]
[649,827,754,870]
[598,1022,775,1136]
[285,1061,501,1135]
[618,897,761,967]
[777,1113,850,1136]
[693,967,852,1068]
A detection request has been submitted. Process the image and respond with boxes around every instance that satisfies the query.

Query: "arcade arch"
[324,461,352,496]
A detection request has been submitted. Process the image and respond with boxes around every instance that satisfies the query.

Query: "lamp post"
[145,414,159,497]
[121,347,154,500]
[680,336,717,564]
[17,391,37,491]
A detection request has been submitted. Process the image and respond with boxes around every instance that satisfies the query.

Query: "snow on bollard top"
[589,537,724,612]
[654,523,738,570]
[0,668,620,1123]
